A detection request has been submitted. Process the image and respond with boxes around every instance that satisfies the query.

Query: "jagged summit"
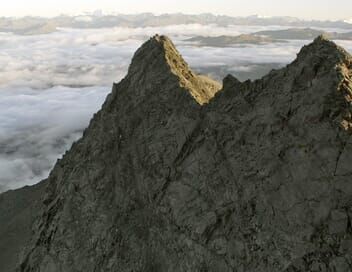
[284,35,352,133]
[213,36,352,134]
[2,36,352,272]
[128,34,221,105]
[294,33,352,66]
[314,33,330,42]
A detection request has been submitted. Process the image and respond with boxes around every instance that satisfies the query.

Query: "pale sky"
[2,0,352,21]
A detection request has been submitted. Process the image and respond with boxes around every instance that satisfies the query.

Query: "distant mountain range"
[0,13,352,35]
[186,28,352,47]
[186,34,283,46]
[256,28,352,40]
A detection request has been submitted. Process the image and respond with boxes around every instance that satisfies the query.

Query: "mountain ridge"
[185,29,352,48]
[1,35,352,271]
[2,14,352,35]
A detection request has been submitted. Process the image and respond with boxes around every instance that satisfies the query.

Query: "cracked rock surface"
[3,35,352,271]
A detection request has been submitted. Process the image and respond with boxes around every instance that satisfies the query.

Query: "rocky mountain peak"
[294,33,352,67]
[314,33,330,42]
[284,34,352,133]
[2,36,352,272]
[128,34,221,105]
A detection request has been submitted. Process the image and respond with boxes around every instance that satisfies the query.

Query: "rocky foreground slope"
[1,35,352,271]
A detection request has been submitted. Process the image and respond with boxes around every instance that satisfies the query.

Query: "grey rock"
[2,34,352,271]
[0,181,46,272]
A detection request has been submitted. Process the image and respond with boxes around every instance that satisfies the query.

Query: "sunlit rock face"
[2,35,352,272]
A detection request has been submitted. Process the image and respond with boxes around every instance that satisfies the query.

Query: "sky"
[1,0,352,21]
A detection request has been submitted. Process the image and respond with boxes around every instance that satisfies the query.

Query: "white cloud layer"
[0,24,351,192]
[0,86,109,190]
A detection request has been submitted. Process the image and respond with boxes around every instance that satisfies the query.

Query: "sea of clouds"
[1,24,351,192]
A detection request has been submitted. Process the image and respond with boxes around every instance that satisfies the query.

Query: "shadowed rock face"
[0,182,45,272]
[3,35,352,271]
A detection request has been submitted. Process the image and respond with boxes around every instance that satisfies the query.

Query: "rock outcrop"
[3,35,352,271]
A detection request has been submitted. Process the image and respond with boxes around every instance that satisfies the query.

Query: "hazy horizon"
[2,0,352,21]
